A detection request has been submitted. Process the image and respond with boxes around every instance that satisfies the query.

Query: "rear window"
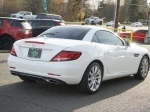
[28,20,58,27]
[36,14,47,19]
[0,19,3,27]
[38,26,90,40]
[11,20,31,28]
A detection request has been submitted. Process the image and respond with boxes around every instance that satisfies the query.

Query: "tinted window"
[95,30,123,46]
[11,20,22,26]
[6,19,14,25]
[28,20,58,27]
[39,26,90,40]
[11,20,31,28]
[26,12,31,15]
[36,14,47,19]
[92,34,100,43]
[0,19,3,27]
[139,30,147,34]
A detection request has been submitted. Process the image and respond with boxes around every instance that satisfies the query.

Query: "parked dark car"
[28,19,65,37]
[0,17,32,50]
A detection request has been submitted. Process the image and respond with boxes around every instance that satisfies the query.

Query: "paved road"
[0,44,150,112]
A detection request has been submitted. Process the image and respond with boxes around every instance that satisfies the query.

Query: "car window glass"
[26,12,31,15]
[36,14,47,19]
[95,30,124,46]
[11,20,30,28]
[6,19,14,25]
[92,34,100,43]
[28,20,57,27]
[39,26,90,40]
[141,30,147,34]
[11,20,22,26]
[0,19,3,27]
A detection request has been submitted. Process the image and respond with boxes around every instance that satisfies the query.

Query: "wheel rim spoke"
[141,58,149,77]
[88,65,102,92]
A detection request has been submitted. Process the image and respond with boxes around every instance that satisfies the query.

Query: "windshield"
[38,26,90,40]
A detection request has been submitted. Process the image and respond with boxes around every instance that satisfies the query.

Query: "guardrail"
[107,28,133,42]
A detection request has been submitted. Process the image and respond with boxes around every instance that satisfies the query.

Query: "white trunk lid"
[14,37,84,61]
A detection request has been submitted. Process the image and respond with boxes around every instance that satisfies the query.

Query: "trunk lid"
[14,37,85,61]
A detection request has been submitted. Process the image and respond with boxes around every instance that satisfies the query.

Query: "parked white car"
[8,25,150,94]
[85,16,103,25]
[11,11,36,20]
[106,21,121,27]
[131,22,142,27]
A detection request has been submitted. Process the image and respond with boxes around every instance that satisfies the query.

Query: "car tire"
[0,36,15,50]
[77,62,103,94]
[134,55,149,80]
[91,21,94,25]
[99,21,102,25]
[19,76,36,82]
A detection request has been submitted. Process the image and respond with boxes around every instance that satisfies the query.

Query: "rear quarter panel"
[64,43,107,80]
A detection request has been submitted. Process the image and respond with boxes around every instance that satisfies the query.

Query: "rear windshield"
[36,14,47,19]
[28,20,58,27]
[38,26,91,40]
[11,20,31,28]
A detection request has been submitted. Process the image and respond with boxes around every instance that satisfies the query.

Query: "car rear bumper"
[8,55,88,84]
[10,71,67,84]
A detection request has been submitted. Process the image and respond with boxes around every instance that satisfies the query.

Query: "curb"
[0,50,10,53]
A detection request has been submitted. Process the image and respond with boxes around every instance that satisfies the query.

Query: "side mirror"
[125,40,130,46]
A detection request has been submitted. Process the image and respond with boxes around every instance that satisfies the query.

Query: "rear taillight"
[10,46,17,57]
[57,22,61,26]
[57,21,65,26]
[51,51,82,62]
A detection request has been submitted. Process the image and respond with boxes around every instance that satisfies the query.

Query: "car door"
[94,30,134,74]
[134,30,147,41]
[139,30,147,41]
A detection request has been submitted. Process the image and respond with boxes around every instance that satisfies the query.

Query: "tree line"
[0,0,149,23]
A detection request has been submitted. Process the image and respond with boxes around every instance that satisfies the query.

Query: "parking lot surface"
[0,44,150,112]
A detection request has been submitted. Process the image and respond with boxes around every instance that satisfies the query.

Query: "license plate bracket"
[28,48,42,58]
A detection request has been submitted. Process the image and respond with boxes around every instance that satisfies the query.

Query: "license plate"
[28,48,42,58]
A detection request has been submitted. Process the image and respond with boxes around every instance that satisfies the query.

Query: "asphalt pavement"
[0,44,150,112]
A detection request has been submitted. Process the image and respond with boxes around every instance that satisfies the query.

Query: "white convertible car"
[8,25,150,94]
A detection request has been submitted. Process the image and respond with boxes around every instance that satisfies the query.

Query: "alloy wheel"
[88,65,101,92]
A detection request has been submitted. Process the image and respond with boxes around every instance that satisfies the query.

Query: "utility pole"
[80,0,83,21]
[114,0,120,29]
